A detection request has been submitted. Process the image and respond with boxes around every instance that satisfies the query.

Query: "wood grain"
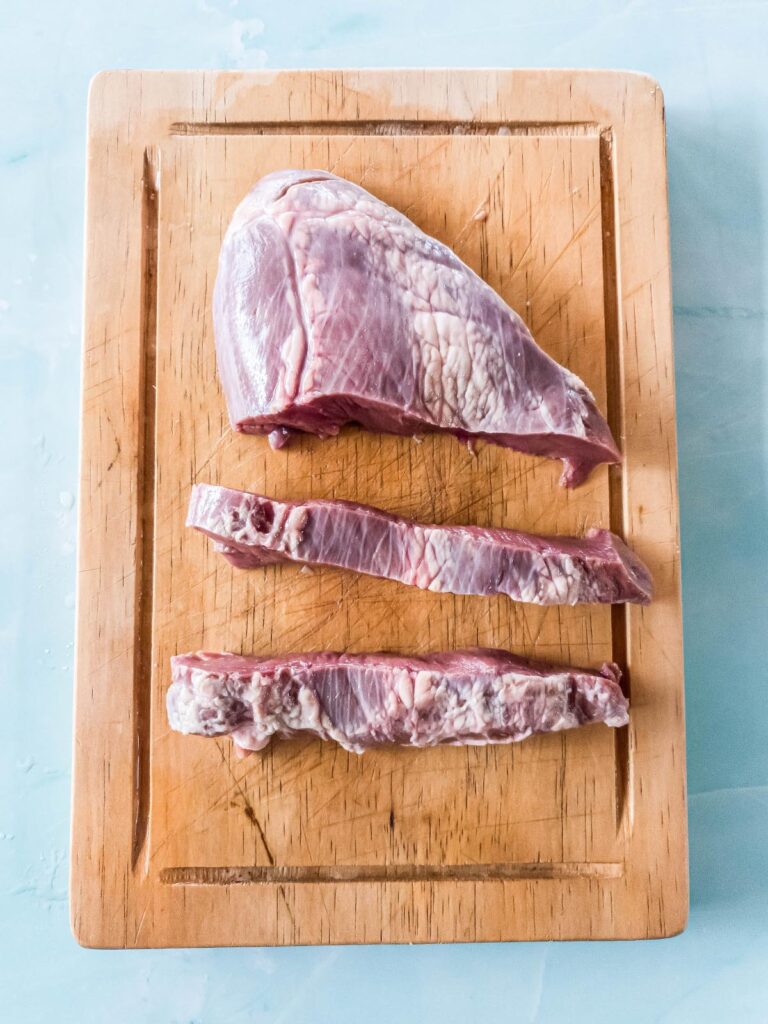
[71,69,687,946]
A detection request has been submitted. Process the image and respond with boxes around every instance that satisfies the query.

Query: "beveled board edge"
[71,69,687,947]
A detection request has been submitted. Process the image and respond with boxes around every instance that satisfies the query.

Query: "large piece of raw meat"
[187,483,652,605]
[214,170,620,486]
[167,649,628,754]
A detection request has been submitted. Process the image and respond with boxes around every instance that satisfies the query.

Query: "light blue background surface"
[2,1,767,1020]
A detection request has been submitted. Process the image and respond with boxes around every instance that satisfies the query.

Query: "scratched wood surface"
[71,70,687,946]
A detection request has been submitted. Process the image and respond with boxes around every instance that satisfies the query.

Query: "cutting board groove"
[597,126,633,829]
[161,861,624,885]
[72,70,686,947]
[170,119,601,136]
[132,146,160,868]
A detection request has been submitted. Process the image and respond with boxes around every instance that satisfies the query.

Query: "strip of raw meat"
[167,649,628,755]
[214,170,620,487]
[187,483,653,606]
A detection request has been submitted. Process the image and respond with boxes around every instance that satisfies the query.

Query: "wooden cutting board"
[71,69,687,946]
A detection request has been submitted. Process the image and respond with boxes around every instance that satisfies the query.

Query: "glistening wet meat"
[214,170,621,486]
[187,484,653,606]
[167,649,629,754]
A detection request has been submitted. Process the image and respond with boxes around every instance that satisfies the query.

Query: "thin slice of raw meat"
[214,170,620,487]
[187,483,653,606]
[167,649,628,755]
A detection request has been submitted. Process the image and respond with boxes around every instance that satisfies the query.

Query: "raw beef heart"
[168,649,628,755]
[214,170,620,486]
[187,483,653,606]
